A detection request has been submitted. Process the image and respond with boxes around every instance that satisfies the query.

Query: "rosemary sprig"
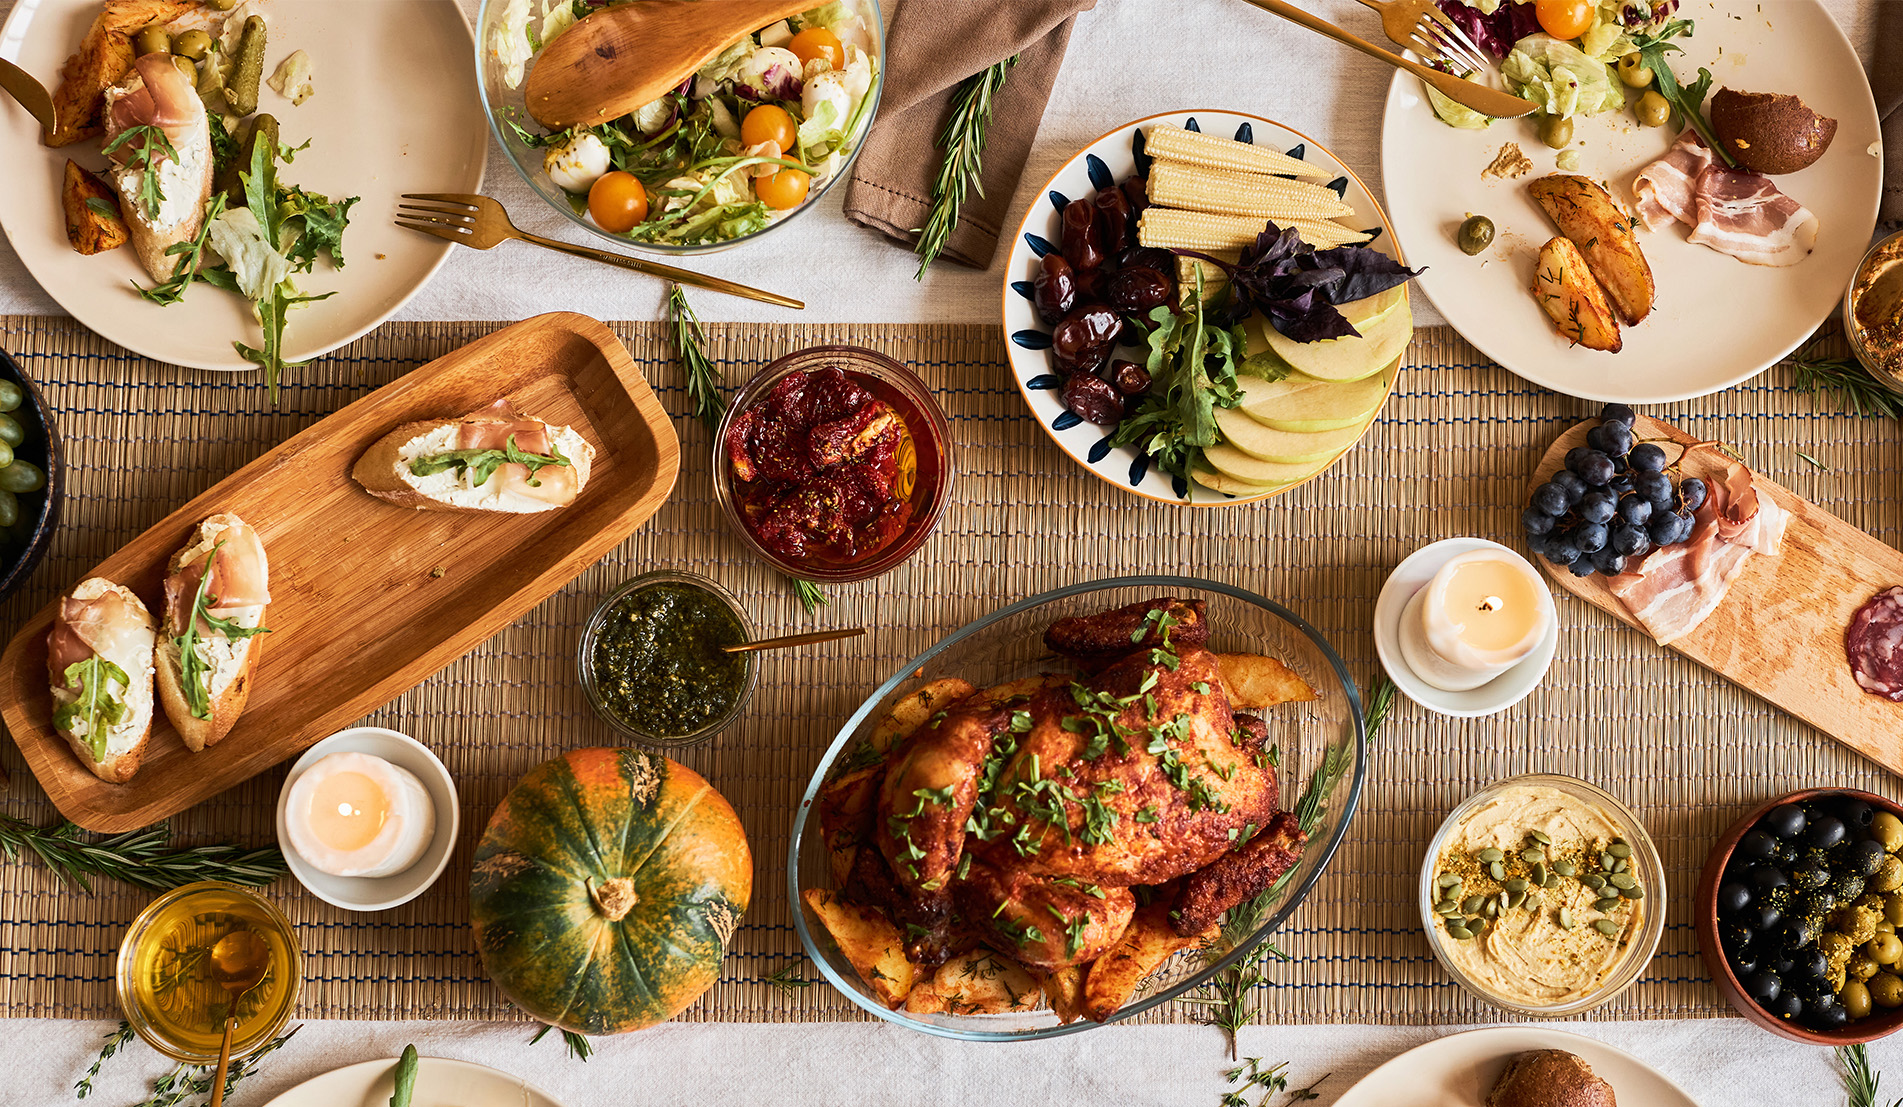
[793,578,829,614]
[1792,352,1903,420]
[1843,1044,1901,1107]
[912,57,1015,280]
[75,1021,134,1099]
[763,959,813,996]
[667,284,725,433]
[529,1023,593,1061]
[132,1025,298,1107]
[0,815,286,893]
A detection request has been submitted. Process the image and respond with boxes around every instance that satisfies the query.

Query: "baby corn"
[1140,208,1370,253]
[1149,160,1354,221]
[1144,125,1334,181]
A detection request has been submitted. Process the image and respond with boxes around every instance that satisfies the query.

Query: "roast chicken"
[848,598,1308,978]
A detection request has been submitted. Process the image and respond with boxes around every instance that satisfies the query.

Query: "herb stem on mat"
[667,284,726,433]
[0,816,286,892]
[912,56,1016,280]
[75,1021,134,1099]
[793,578,829,613]
[763,959,812,996]
[529,1023,593,1061]
[1793,350,1903,420]
[131,1025,298,1107]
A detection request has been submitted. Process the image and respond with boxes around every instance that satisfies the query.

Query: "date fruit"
[1061,372,1125,425]
[1110,360,1152,396]
[1107,267,1171,313]
[1061,200,1104,272]
[1033,253,1076,325]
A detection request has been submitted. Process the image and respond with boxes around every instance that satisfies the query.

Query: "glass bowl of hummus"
[1420,774,1665,1017]
[1845,229,1903,394]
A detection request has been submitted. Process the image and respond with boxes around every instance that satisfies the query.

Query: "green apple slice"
[1212,405,1370,463]
[1237,361,1395,432]
[1202,443,1339,486]
[1190,466,1288,498]
[1261,296,1413,382]
[1337,286,1405,330]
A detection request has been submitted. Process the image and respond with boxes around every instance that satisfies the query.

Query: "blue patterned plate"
[1000,110,1403,506]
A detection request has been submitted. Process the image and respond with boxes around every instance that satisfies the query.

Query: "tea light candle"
[1398,549,1555,692]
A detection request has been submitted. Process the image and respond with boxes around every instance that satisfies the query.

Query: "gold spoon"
[722,627,865,654]
[204,929,271,1107]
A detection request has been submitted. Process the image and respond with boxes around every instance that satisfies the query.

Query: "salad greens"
[410,435,573,488]
[53,658,131,762]
[101,124,178,223]
[1629,19,1735,168]
[1502,34,1626,119]
[1106,272,1248,489]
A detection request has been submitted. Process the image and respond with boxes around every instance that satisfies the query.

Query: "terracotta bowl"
[1697,787,1903,1045]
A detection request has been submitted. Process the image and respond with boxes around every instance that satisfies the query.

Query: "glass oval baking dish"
[787,575,1368,1041]
[713,345,955,584]
[1418,773,1666,1018]
[577,569,758,748]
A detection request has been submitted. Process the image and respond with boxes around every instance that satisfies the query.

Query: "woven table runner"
[0,314,1895,1027]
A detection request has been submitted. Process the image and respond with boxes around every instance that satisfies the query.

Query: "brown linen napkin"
[1879,0,1903,227]
[844,0,1097,269]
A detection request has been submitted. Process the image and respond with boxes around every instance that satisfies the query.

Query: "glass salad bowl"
[787,576,1368,1041]
[474,0,884,256]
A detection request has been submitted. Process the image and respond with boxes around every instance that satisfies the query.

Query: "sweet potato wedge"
[1214,653,1316,710]
[62,159,128,255]
[802,888,917,1009]
[1528,174,1655,325]
[1533,236,1622,354]
[902,949,1041,1016]
[1080,903,1206,1022]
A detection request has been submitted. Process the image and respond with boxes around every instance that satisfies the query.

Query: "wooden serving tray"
[0,313,679,831]
[1532,415,1903,777]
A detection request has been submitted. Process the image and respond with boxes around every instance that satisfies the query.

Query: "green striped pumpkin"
[469,747,752,1034]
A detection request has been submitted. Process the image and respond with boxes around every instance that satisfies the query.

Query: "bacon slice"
[1606,462,1788,644]
[165,518,271,630]
[453,406,578,506]
[1633,129,1712,232]
[49,585,155,684]
[1687,166,1818,267]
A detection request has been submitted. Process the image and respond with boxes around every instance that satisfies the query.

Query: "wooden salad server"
[525,0,815,129]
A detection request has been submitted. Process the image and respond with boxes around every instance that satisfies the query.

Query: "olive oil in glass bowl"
[115,881,301,1063]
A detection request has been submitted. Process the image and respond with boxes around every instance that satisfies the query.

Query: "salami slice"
[1847,587,1903,702]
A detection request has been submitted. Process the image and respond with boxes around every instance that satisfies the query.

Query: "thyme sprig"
[0,815,286,892]
[529,1023,593,1061]
[1843,1044,1902,1107]
[1792,352,1903,420]
[132,1025,298,1107]
[666,284,725,433]
[75,1021,134,1099]
[912,57,1015,279]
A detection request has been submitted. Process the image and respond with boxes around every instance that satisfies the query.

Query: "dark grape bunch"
[1716,795,1903,1032]
[1521,403,1708,578]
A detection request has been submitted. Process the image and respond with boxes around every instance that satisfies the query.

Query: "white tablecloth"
[0,0,1892,1103]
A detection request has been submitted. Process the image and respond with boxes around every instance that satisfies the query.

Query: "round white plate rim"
[0,0,485,372]
[1377,0,1883,403]
[999,107,1404,506]
[1373,537,1558,718]
[274,726,460,912]
[259,1055,565,1107]
[1331,1024,1699,1107]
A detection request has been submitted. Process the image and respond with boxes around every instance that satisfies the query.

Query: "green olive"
[1636,90,1671,128]
[1875,813,1903,851]
[208,0,238,9]
[0,413,25,449]
[0,461,44,495]
[1539,114,1574,150]
[1844,979,1876,1020]
[1870,933,1903,965]
[1887,892,1903,926]
[1617,53,1654,88]
[173,28,213,60]
[1873,972,1903,1008]
[1853,954,1883,982]
[0,380,24,413]
[1456,215,1496,256]
[133,25,172,57]
[172,54,198,82]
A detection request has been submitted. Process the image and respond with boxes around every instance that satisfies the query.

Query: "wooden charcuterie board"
[1532,415,1903,777]
[0,313,679,831]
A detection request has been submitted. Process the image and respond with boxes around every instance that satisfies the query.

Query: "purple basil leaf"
[1267,292,1359,342]
[1312,245,1424,305]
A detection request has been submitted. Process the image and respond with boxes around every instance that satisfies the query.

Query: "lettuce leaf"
[1502,33,1625,118]
[1426,84,1492,129]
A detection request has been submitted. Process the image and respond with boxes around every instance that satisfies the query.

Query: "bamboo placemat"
[0,313,1896,1027]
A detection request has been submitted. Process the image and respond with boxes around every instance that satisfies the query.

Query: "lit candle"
[1398,549,1555,692]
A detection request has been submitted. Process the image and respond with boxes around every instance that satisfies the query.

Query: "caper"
[1617,52,1654,88]
[134,25,172,56]
[0,461,45,494]
[1455,215,1495,257]
[1636,90,1672,128]
[0,380,24,412]
[1874,812,1903,852]
[1843,979,1875,1019]
[1873,972,1903,1009]
[1539,114,1573,150]
[174,28,213,60]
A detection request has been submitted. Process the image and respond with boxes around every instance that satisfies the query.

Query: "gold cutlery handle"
[512,228,805,309]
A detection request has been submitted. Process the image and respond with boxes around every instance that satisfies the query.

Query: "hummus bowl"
[1421,774,1666,1017]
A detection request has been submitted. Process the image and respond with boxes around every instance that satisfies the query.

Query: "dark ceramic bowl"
[1697,787,1903,1045]
[0,347,61,599]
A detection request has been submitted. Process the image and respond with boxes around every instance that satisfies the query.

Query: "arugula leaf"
[230,139,338,401]
[53,659,131,761]
[208,115,241,177]
[101,124,179,223]
[83,197,120,221]
[1107,271,1247,489]
[137,193,229,306]
[174,541,271,720]
[1630,19,1735,168]
[279,186,359,271]
[409,435,573,488]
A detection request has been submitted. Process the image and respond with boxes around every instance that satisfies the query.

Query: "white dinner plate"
[1000,109,1404,506]
[0,0,487,371]
[1379,0,1882,403]
[1332,1026,1698,1107]
[260,1056,566,1107]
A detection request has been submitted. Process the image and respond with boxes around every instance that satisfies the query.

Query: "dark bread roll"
[1486,1050,1616,1107]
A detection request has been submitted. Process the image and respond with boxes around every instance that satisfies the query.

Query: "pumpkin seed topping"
[1582,873,1607,890]
[1553,859,1577,877]
[1520,847,1545,864]
[1594,919,1620,937]
[1461,894,1485,914]
[1558,907,1575,929]
[1489,860,1507,881]
[1608,841,1631,859]
[1478,848,1505,863]
[1609,872,1636,890]
[1529,829,1552,845]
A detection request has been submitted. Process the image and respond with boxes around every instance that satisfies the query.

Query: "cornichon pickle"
[224,16,268,116]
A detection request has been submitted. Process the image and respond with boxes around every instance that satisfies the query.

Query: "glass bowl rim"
[1416,772,1668,1018]
[711,344,957,584]
[471,0,887,257]
[114,879,304,1063]
[1843,227,1903,392]
[786,573,1369,1041]
[575,568,759,747]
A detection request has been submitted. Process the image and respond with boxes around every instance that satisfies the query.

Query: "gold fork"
[396,193,804,309]
[1355,0,1493,76]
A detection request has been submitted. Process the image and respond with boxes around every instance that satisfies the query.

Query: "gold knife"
[1236,0,1538,119]
[0,57,55,140]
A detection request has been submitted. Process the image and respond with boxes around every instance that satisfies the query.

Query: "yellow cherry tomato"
[587,171,648,233]
[756,168,810,210]
[788,27,844,70]
[1535,0,1595,40]
[741,104,798,151]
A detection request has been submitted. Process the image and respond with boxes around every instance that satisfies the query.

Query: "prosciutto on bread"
[1631,129,1818,267]
[47,578,157,784]
[101,51,214,281]
[156,514,271,751]
[352,402,596,514]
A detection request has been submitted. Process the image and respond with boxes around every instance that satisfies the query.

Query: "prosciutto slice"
[453,403,579,507]
[1606,461,1788,645]
[106,53,205,150]
[1633,129,1712,232]
[165,517,271,630]
[1630,129,1818,266]
[48,585,155,684]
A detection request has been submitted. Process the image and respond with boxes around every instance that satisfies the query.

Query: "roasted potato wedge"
[1080,903,1207,1023]
[1528,174,1654,325]
[902,949,1041,1016]
[49,0,195,147]
[962,672,1068,711]
[1533,236,1622,354]
[817,766,881,884]
[1027,964,1088,1024]
[802,888,917,1009]
[62,159,128,255]
[863,677,977,761]
[1214,654,1317,710]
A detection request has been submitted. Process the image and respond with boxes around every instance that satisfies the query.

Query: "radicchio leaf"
[1435,0,1541,61]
